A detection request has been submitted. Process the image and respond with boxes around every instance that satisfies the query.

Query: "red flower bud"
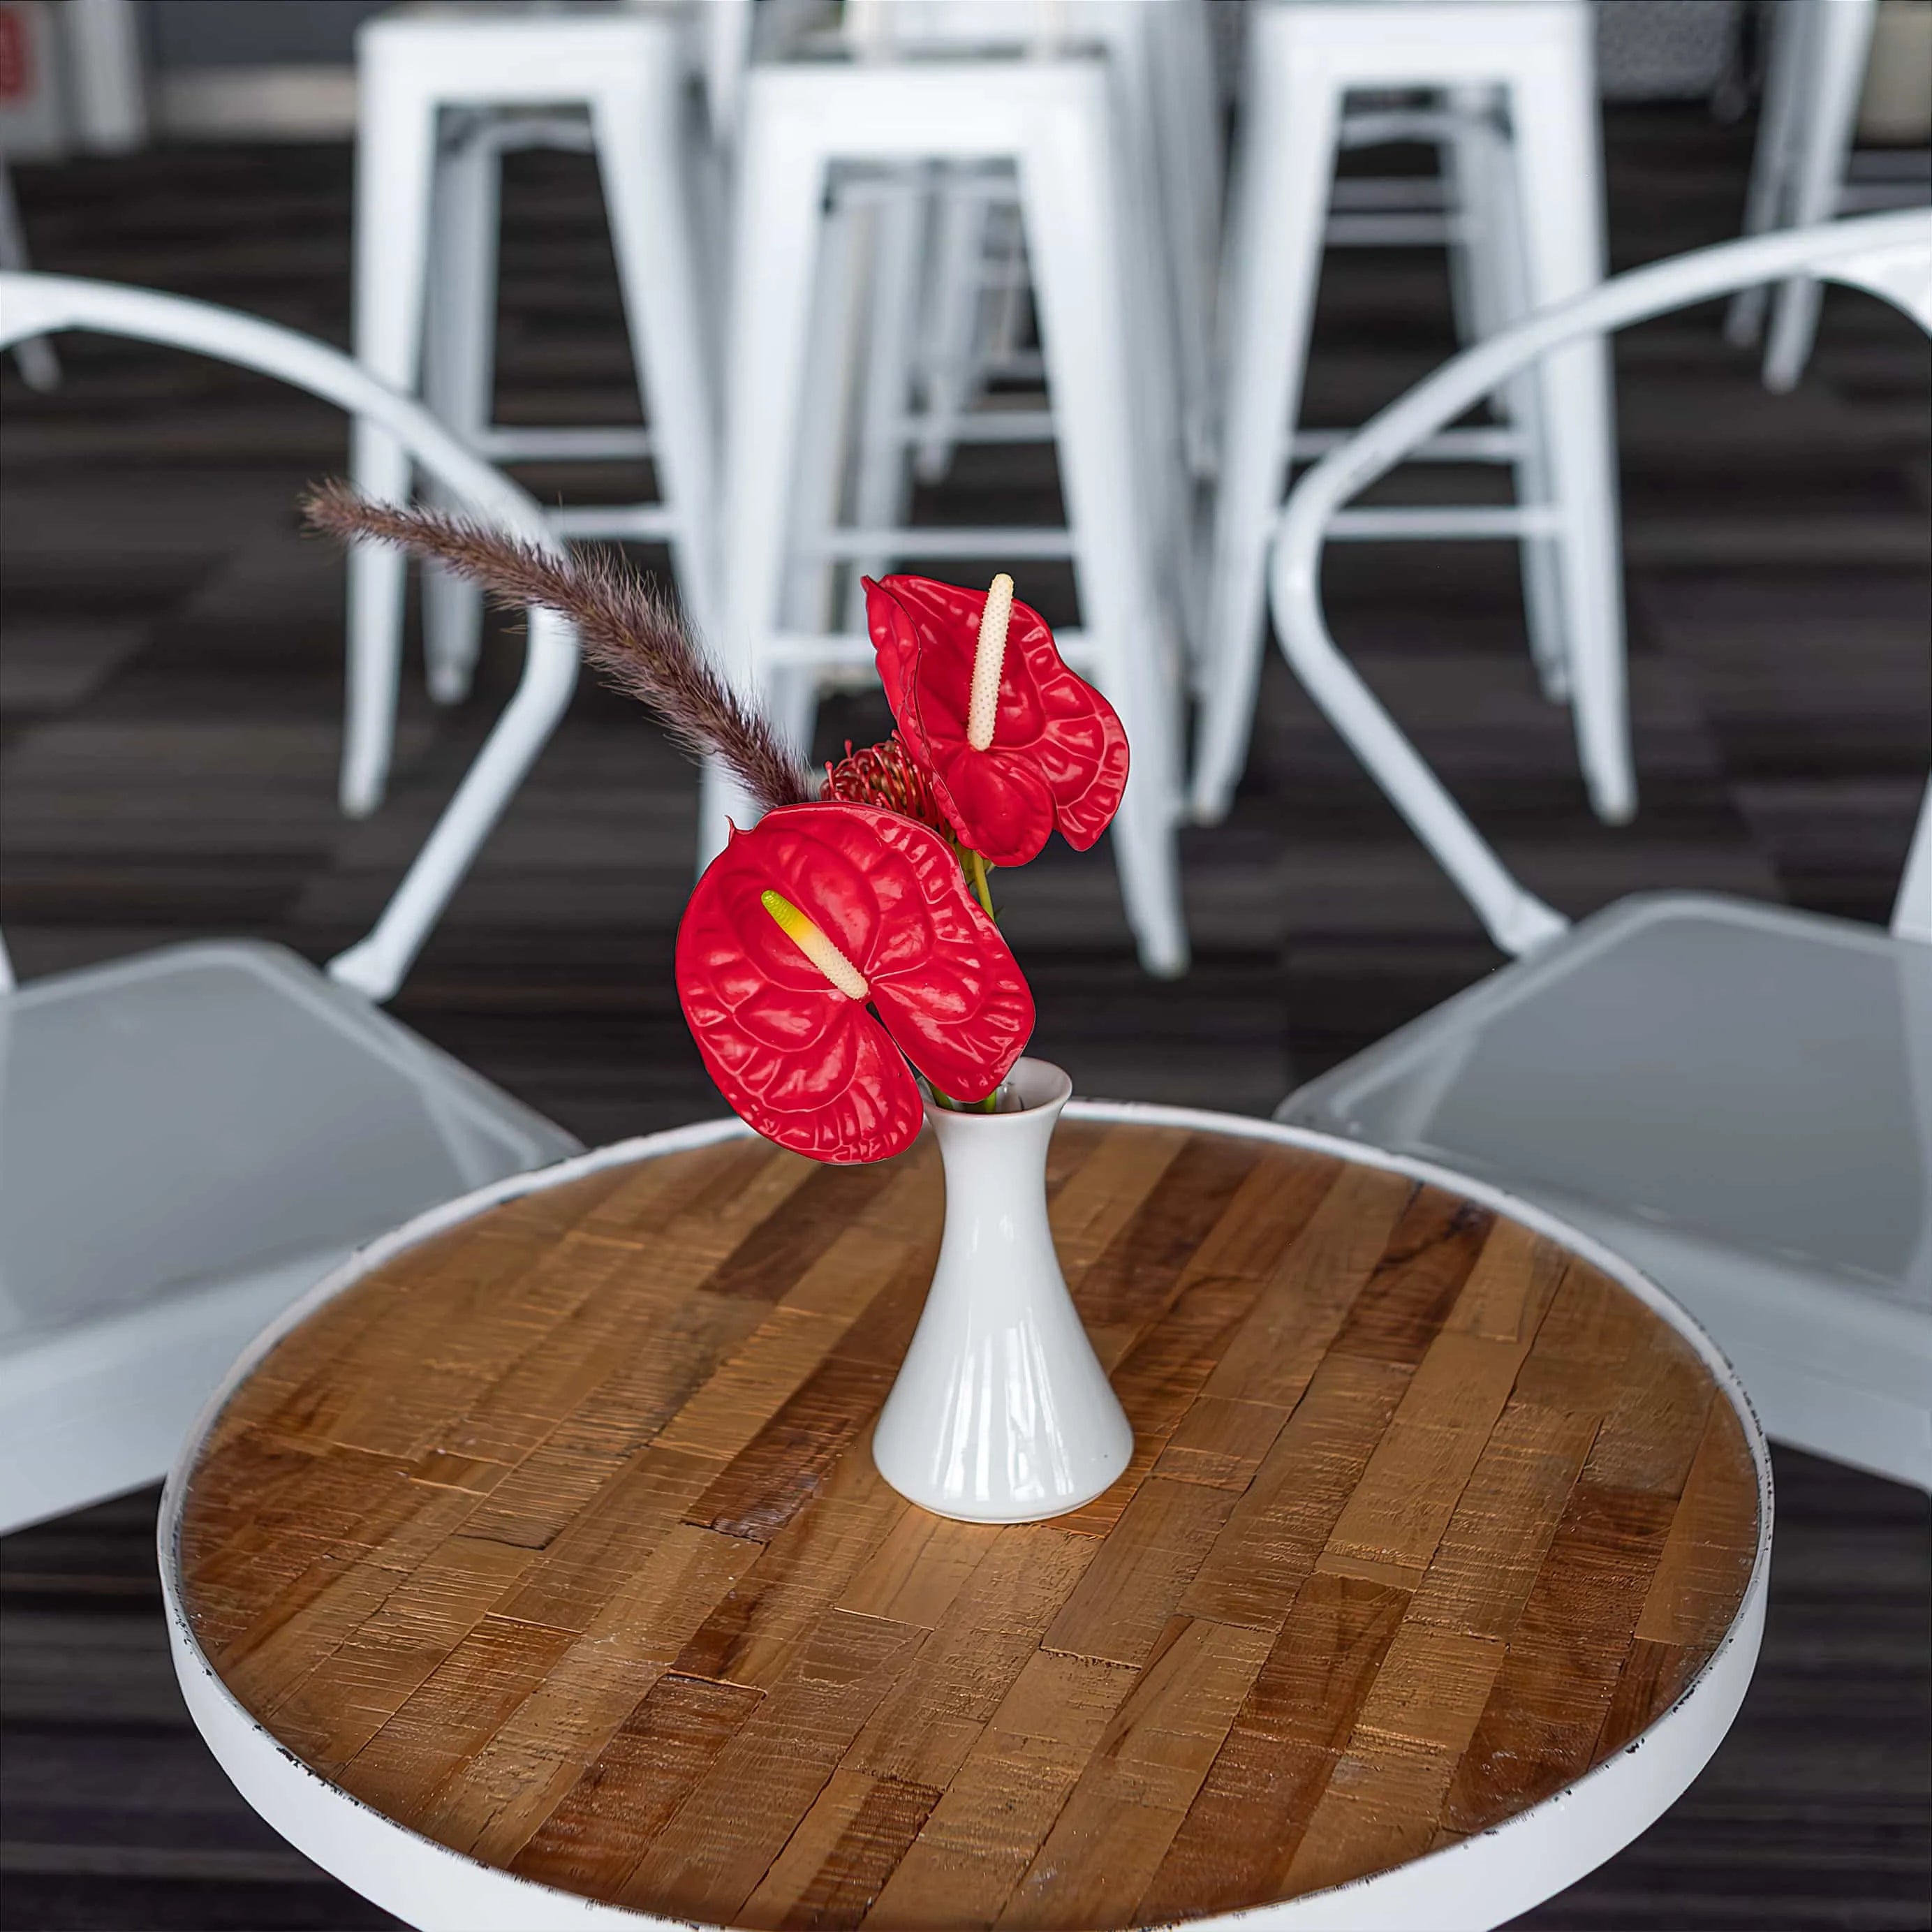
[822,733,954,841]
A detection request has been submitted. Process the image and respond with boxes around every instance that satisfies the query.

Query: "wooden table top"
[176,1116,1762,1929]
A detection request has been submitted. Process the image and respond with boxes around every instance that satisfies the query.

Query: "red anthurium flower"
[675,802,1035,1163]
[863,573,1129,868]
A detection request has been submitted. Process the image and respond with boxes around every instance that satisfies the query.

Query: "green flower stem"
[927,846,1006,1114]
[964,848,999,1110]
[968,847,995,922]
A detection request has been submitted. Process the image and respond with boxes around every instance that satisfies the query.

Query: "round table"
[160,1105,1769,1932]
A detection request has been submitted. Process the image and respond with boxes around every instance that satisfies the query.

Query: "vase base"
[871,1433,1132,1526]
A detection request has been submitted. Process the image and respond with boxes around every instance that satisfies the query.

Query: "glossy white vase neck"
[871,1059,1133,1522]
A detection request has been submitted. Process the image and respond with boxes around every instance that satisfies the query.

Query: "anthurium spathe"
[300,495,1105,1166]
[674,803,1035,1163]
[863,573,1129,867]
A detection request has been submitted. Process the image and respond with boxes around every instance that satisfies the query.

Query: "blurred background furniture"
[0,154,56,385]
[1270,210,1932,1491]
[1195,0,1630,832]
[1728,0,1932,390]
[343,6,719,818]
[1,20,1927,1928]
[711,51,1192,978]
[0,272,582,1537]
[841,0,1224,487]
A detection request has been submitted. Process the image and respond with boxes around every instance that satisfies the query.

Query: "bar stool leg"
[785,189,865,635]
[1441,84,1524,356]
[1475,103,1572,705]
[1510,35,1632,825]
[915,176,993,485]
[1153,0,1225,478]
[1438,94,1487,351]
[1764,0,1877,392]
[345,73,439,818]
[1727,0,1814,347]
[593,64,720,644]
[1191,50,1339,827]
[703,110,831,872]
[1024,75,1188,975]
[422,126,499,707]
[848,179,929,628]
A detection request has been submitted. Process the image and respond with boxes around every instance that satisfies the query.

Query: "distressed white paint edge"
[158,1105,1772,1932]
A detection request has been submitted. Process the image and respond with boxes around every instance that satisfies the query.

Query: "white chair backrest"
[1269,209,1932,957]
[0,273,580,1002]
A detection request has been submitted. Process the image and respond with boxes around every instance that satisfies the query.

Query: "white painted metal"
[1762,0,1882,390]
[1265,210,1932,958]
[1193,0,1630,832]
[1267,210,1932,1490]
[710,57,1190,978]
[0,159,59,389]
[60,0,149,152]
[1726,0,1929,390]
[839,0,1222,488]
[872,1061,1134,1519]
[0,272,584,1532]
[1896,782,1932,943]
[158,1102,1771,1932]
[345,10,718,812]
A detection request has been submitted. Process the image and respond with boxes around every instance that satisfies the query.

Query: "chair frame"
[0,158,59,390]
[0,272,582,1005]
[0,273,587,1532]
[1266,209,1932,962]
[1726,0,1931,392]
[1267,211,1932,1487]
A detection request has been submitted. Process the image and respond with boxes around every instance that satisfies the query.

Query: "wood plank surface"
[176,1126,1761,1928]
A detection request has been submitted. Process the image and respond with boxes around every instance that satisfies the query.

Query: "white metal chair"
[343,6,718,817]
[1267,210,1932,1491]
[0,156,58,389]
[709,54,1191,978]
[1193,0,1630,832]
[0,273,585,1534]
[1727,0,1931,392]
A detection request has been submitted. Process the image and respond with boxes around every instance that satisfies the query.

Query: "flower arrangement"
[304,489,1127,1165]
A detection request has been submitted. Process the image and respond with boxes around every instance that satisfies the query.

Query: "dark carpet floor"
[1,99,1927,1931]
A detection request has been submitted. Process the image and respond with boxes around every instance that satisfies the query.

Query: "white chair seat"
[0,941,580,1532]
[1279,893,1932,1487]
[0,274,591,1534]
[1261,210,1932,1489]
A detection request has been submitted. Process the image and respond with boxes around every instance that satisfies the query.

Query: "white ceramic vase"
[871,1058,1133,1522]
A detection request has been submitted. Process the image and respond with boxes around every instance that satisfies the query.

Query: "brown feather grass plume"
[303,482,815,813]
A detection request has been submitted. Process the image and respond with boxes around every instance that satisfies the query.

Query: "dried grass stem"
[303,482,813,813]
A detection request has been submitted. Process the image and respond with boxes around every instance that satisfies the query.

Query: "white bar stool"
[343,7,718,817]
[1727,0,1930,392]
[710,57,1191,978]
[1193,0,1630,832]
[845,0,1223,490]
